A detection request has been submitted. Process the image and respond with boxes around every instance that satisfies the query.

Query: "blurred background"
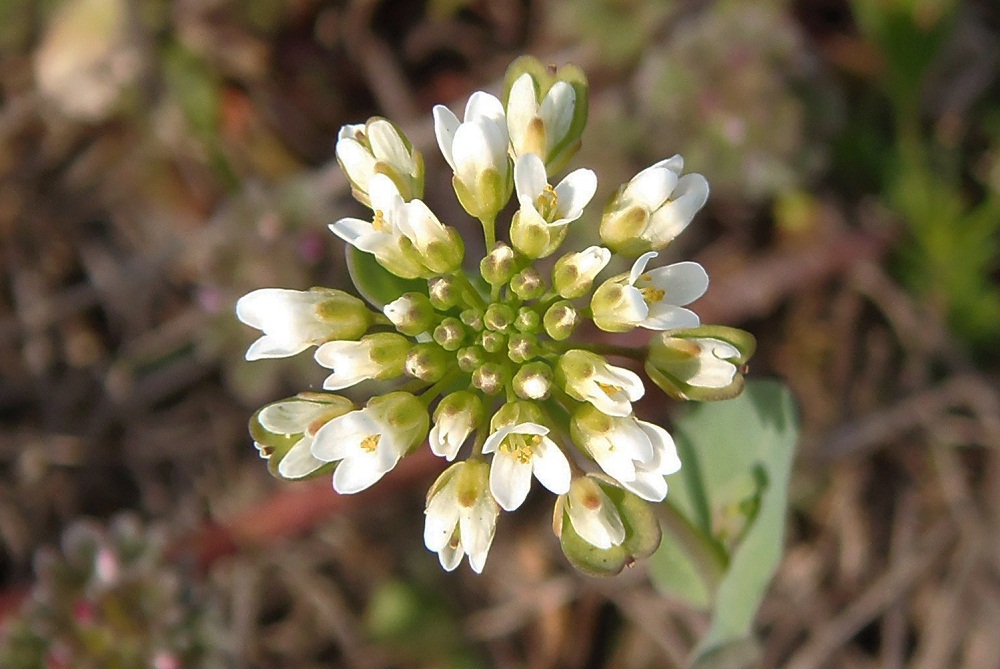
[1,0,999,667]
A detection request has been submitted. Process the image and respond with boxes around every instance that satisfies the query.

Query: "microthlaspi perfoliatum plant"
[237,56,756,576]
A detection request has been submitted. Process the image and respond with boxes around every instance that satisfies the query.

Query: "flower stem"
[419,372,460,405]
[656,501,729,592]
[451,271,487,311]
[480,214,497,251]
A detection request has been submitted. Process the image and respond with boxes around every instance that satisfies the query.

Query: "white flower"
[600,155,709,253]
[310,406,409,494]
[506,72,576,163]
[564,478,626,550]
[684,338,742,389]
[328,174,426,279]
[559,350,645,418]
[236,288,364,360]
[429,392,482,461]
[591,252,708,332]
[553,246,612,299]
[482,423,571,511]
[576,414,681,502]
[336,119,422,204]
[433,92,511,218]
[255,398,341,479]
[514,153,596,226]
[424,461,498,573]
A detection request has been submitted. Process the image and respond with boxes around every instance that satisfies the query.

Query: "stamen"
[596,381,623,396]
[360,434,381,452]
[372,210,389,232]
[500,434,541,464]
[640,286,665,304]
[535,184,559,220]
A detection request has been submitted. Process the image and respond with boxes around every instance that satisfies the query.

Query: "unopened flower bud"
[337,118,424,206]
[556,350,644,417]
[484,303,515,332]
[543,301,578,340]
[315,333,409,390]
[507,333,538,363]
[645,326,755,401]
[457,346,486,372]
[433,317,466,351]
[460,308,484,331]
[472,362,508,395]
[480,330,507,354]
[428,275,460,310]
[384,292,435,336]
[405,343,450,382]
[492,400,545,430]
[480,243,517,287]
[510,267,546,300]
[430,391,484,460]
[515,307,541,333]
[513,361,553,400]
[553,246,611,299]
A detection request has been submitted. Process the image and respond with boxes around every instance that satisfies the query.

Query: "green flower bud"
[515,307,541,333]
[311,288,375,340]
[492,399,545,430]
[507,333,538,363]
[428,275,461,310]
[472,362,509,395]
[512,361,553,400]
[480,330,507,354]
[553,477,661,576]
[433,317,466,351]
[510,267,546,300]
[383,292,435,337]
[404,343,450,382]
[510,210,555,259]
[456,346,486,373]
[484,303,516,332]
[480,242,517,287]
[460,308,484,331]
[366,333,412,376]
[543,301,578,340]
[552,246,611,299]
[646,326,756,401]
[368,391,430,455]
[599,204,649,256]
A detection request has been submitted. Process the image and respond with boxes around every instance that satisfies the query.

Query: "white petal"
[438,540,464,571]
[336,138,376,189]
[538,81,575,150]
[506,73,538,152]
[452,122,495,188]
[258,400,326,434]
[424,488,460,551]
[328,218,383,252]
[614,419,655,463]
[310,410,376,461]
[459,494,496,559]
[646,173,709,245]
[245,335,309,361]
[531,438,571,495]
[622,469,669,502]
[577,246,611,275]
[637,421,682,475]
[367,119,411,172]
[489,452,533,511]
[514,152,546,206]
[277,437,327,479]
[432,105,460,170]
[622,165,678,210]
[642,305,701,331]
[651,154,684,174]
[464,91,505,125]
[429,422,462,461]
[367,173,404,213]
[644,261,709,306]
[554,168,597,219]
[568,492,625,549]
[628,252,658,286]
[591,444,637,483]
[619,286,650,324]
[332,456,386,494]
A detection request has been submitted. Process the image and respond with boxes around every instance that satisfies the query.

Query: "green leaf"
[649,379,799,667]
[345,245,426,309]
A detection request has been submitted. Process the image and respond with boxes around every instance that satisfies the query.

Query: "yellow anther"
[372,210,389,232]
[535,184,559,220]
[500,434,540,464]
[360,433,381,452]
[596,382,623,396]
[641,286,665,304]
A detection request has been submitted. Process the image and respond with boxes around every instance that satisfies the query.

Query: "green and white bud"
[554,476,625,550]
[456,346,486,373]
[397,199,465,275]
[405,343,450,382]
[433,92,513,221]
[430,391,484,461]
[250,393,353,480]
[236,287,374,360]
[484,303,516,332]
[543,301,578,341]
[460,308,484,332]
[492,400,545,431]
[479,330,507,354]
[428,275,460,310]
[472,362,508,396]
[507,333,539,363]
[510,267,546,300]
[502,56,589,172]
[599,156,709,257]
[512,361,553,400]
[646,326,756,401]
[336,118,424,206]
[314,333,409,390]
[366,391,430,455]
[433,317,466,351]
[480,243,517,287]
[553,246,611,299]
[515,307,541,333]
[384,292,435,337]
[556,350,645,417]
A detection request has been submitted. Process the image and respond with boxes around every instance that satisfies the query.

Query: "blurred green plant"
[850,0,1000,350]
[649,379,798,668]
[0,515,228,669]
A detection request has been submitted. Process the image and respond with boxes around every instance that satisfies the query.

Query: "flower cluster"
[240,57,755,576]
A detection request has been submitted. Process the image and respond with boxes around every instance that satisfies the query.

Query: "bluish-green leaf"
[649,379,798,667]
[345,245,426,309]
